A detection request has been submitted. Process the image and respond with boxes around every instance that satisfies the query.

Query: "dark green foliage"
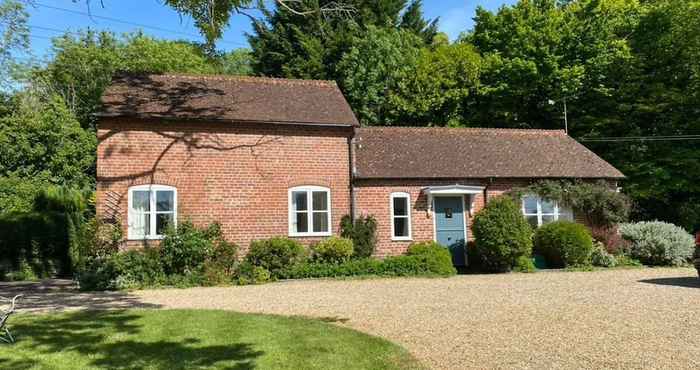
[512,180,631,229]
[0,186,90,279]
[235,261,272,285]
[311,237,354,264]
[246,237,306,278]
[202,238,240,284]
[160,221,232,275]
[406,241,457,276]
[534,221,594,268]
[78,221,238,290]
[340,215,377,258]
[472,196,533,272]
[248,0,435,80]
[78,248,165,291]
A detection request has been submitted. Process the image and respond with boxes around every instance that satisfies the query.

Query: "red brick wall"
[353,178,534,257]
[96,118,352,251]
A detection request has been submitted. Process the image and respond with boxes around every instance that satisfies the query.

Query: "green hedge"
[534,221,594,268]
[283,241,457,279]
[0,211,75,279]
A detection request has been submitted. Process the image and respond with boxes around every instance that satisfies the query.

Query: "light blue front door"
[435,196,466,266]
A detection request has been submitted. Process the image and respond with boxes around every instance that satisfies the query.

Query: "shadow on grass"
[1,310,263,370]
[639,277,700,288]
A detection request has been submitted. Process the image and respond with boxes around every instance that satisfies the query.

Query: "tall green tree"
[248,0,437,79]
[390,43,482,126]
[0,95,95,213]
[336,26,422,125]
[0,0,29,89]
[34,31,219,130]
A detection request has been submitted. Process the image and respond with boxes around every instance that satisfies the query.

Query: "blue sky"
[21,0,515,59]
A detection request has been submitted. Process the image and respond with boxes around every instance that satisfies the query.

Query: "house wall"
[353,178,532,257]
[96,118,353,251]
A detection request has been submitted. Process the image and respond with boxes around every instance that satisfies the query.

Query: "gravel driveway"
[6,268,699,369]
[135,268,700,369]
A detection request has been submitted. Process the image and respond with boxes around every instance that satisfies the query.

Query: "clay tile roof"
[354,127,624,179]
[99,72,359,126]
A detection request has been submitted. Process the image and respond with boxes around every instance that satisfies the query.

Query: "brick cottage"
[96,73,624,265]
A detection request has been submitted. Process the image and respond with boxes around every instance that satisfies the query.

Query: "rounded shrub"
[311,237,354,264]
[406,241,457,276]
[246,237,306,278]
[619,221,694,266]
[534,221,594,268]
[472,196,533,272]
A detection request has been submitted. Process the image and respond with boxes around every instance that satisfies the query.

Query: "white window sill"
[288,232,332,238]
[127,236,165,241]
[392,237,413,242]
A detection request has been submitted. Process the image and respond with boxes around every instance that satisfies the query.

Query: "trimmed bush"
[311,237,354,263]
[534,221,594,268]
[281,243,457,280]
[340,215,377,258]
[281,258,384,279]
[246,237,306,278]
[406,241,457,276]
[591,241,617,267]
[619,221,694,266]
[472,196,533,272]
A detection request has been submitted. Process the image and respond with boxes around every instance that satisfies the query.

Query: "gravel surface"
[134,268,700,369]
[5,268,698,369]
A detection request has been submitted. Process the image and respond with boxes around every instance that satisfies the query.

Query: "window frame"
[390,192,412,241]
[288,185,332,237]
[127,184,177,240]
[521,195,572,227]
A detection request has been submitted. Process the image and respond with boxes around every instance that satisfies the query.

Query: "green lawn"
[0,309,421,370]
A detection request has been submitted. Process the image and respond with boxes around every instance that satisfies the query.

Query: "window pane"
[526,215,539,229]
[394,217,409,237]
[312,191,328,211]
[312,211,329,233]
[156,191,174,212]
[156,213,173,235]
[542,215,555,224]
[293,191,308,211]
[294,212,308,233]
[133,191,150,212]
[523,196,538,214]
[559,207,574,221]
[132,213,150,237]
[541,199,555,214]
[393,197,408,216]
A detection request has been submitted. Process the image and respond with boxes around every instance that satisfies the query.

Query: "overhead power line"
[578,135,700,142]
[33,2,248,47]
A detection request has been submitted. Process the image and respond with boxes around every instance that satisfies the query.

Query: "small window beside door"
[521,195,573,228]
[390,192,412,240]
